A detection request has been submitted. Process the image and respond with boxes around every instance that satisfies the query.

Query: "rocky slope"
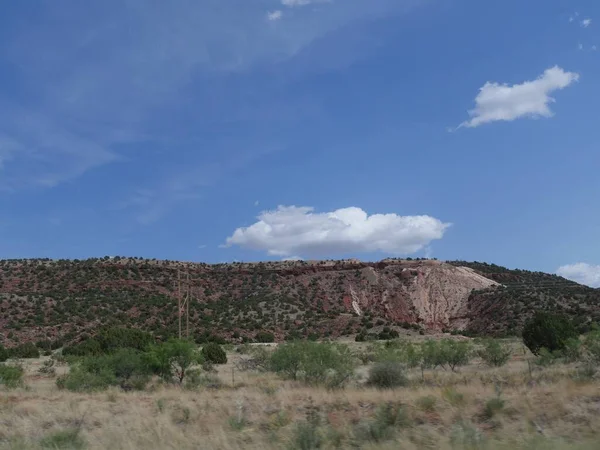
[0,258,597,346]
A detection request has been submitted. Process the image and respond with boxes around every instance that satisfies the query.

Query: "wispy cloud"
[456,66,579,129]
[267,10,283,21]
[1,0,420,194]
[581,18,592,28]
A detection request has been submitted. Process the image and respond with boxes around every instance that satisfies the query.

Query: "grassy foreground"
[1,340,600,449]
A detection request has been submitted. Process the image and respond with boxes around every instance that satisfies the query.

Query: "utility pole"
[177,268,191,340]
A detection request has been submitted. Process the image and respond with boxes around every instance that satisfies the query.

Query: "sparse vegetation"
[0,363,24,389]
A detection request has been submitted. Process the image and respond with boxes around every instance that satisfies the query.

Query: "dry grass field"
[1,339,600,450]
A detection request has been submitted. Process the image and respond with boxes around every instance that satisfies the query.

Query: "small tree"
[148,339,203,384]
[522,312,578,355]
[478,339,512,367]
[440,340,471,372]
[270,341,355,388]
[201,342,228,364]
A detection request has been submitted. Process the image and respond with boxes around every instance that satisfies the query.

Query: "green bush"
[10,342,40,359]
[0,345,8,362]
[95,327,154,353]
[62,328,154,357]
[57,366,114,392]
[0,364,24,389]
[58,348,152,392]
[255,331,275,343]
[478,339,512,367]
[367,362,408,389]
[522,312,578,356]
[270,341,355,388]
[62,339,103,357]
[147,339,203,384]
[201,342,227,365]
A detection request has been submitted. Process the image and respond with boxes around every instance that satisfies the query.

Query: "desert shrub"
[483,396,505,420]
[40,429,85,449]
[478,339,512,367]
[535,348,559,367]
[0,345,8,362]
[367,362,408,389]
[38,359,56,376]
[10,342,40,359]
[582,331,600,365]
[0,364,24,389]
[522,312,578,355]
[147,339,203,384]
[442,387,466,407]
[450,420,486,449]
[416,395,437,412]
[291,421,323,450]
[57,366,114,392]
[557,337,582,363]
[62,328,154,358]
[95,327,154,353]
[255,331,275,343]
[353,403,409,444]
[376,341,421,368]
[270,341,355,388]
[58,348,152,392]
[201,342,227,364]
[62,338,103,357]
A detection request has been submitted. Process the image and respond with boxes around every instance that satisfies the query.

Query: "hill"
[0,257,598,346]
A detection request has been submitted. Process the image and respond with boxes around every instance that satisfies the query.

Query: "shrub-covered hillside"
[0,257,598,346]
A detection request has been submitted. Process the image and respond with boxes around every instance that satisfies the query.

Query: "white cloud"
[267,10,283,21]
[254,200,260,206]
[557,263,600,288]
[457,66,579,129]
[282,0,327,7]
[593,45,598,51]
[578,43,584,50]
[283,256,304,261]
[225,205,450,257]
[581,18,592,28]
[198,244,207,249]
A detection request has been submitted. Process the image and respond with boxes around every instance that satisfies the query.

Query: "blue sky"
[1,1,599,285]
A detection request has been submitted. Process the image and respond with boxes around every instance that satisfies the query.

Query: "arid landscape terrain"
[2,338,600,449]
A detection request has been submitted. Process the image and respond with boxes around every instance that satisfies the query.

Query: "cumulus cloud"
[224,206,450,257]
[557,263,600,288]
[581,18,592,28]
[457,66,579,129]
[267,10,283,21]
